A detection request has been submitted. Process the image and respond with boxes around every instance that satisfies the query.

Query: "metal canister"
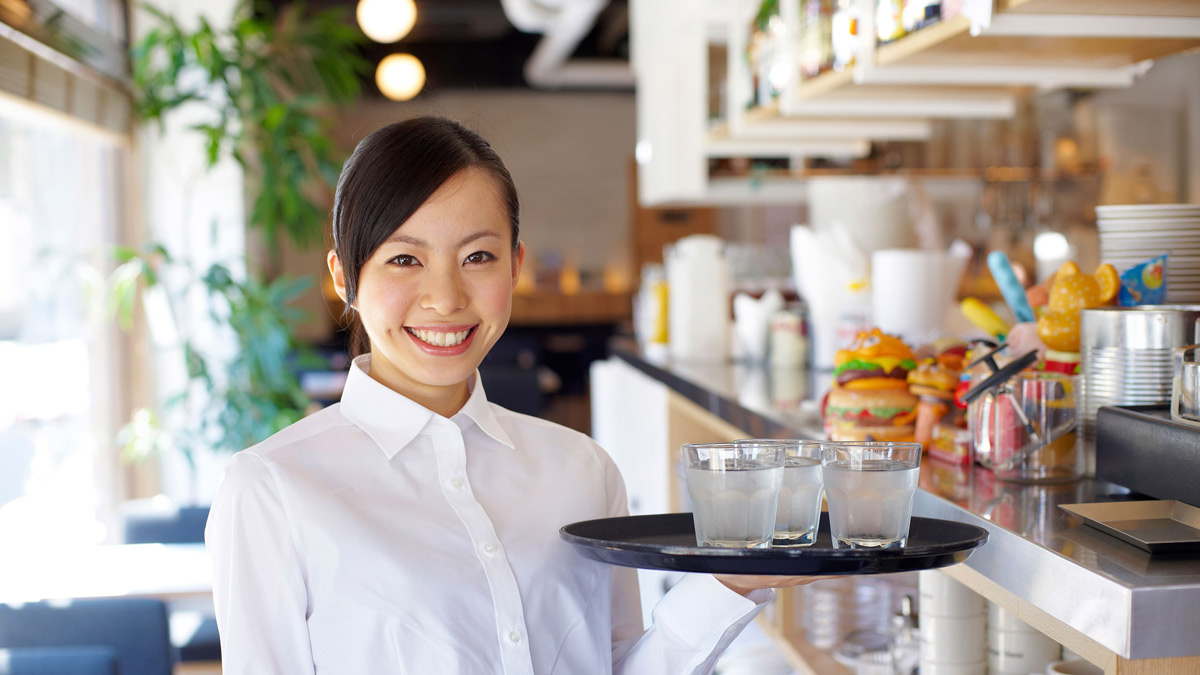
[1079,305,1200,476]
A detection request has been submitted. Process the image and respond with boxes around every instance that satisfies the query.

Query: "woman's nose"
[419,267,468,314]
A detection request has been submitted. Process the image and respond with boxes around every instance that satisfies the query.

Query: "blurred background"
[0,0,1197,672]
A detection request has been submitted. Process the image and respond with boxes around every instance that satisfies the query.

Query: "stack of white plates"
[1096,204,1200,303]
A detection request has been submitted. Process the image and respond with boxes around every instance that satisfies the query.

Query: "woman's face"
[330,167,523,412]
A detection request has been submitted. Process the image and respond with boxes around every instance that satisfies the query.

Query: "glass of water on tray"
[682,441,784,549]
[822,441,922,549]
[761,439,826,547]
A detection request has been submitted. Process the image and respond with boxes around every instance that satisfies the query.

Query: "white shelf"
[631,0,1200,205]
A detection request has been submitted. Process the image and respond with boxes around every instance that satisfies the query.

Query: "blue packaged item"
[1118,254,1167,306]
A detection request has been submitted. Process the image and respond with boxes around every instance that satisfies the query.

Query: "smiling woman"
[325,117,524,416]
[330,165,525,416]
[205,115,813,675]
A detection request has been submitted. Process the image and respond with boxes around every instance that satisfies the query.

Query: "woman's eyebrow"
[455,231,501,248]
[385,233,428,247]
[384,230,500,248]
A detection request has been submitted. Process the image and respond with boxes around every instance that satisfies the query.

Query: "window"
[0,94,128,546]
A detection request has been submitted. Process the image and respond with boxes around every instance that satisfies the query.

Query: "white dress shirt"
[206,355,772,674]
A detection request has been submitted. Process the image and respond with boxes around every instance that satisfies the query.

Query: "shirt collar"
[340,355,515,458]
[457,370,516,450]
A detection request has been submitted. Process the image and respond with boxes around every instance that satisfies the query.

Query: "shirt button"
[483,541,498,555]
[509,630,522,644]
[450,476,465,490]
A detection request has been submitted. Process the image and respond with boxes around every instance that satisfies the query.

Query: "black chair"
[122,505,209,545]
[122,503,221,663]
[0,646,117,675]
[0,598,172,675]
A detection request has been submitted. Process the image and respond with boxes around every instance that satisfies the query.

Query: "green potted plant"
[113,1,367,493]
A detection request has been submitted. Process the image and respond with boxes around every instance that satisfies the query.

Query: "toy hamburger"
[908,340,968,450]
[825,329,918,442]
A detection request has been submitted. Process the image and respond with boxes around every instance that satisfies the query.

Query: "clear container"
[975,371,1079,484]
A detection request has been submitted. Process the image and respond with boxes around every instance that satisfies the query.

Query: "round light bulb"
[375,53,426,101]
[357,0,417,44]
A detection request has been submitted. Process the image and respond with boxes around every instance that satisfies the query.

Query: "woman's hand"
[713,574,839,597]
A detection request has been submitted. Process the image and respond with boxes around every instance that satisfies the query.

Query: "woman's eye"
[388,254,420,267]
[464,251,497,265]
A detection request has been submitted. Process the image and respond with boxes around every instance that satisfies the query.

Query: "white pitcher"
[665,235,731,362]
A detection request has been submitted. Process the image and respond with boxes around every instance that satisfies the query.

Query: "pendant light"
[375,53,426,101]
[356,0,417,44]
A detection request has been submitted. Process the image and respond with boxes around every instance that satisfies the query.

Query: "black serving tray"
[560,513,988,576]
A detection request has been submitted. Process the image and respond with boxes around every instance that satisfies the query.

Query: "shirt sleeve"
[205,451,315,674]
[598,447,775,675]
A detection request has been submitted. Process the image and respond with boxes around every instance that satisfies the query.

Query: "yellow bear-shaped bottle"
[1035,262,1119,352]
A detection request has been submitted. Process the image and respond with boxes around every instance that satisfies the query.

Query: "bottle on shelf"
[800,0,835,78]
[889,594,920,675]
[831,0,859,70]
[876,0,906,44]
[902,0,942,34]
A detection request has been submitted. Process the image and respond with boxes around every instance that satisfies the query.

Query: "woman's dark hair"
[331,116,520,356]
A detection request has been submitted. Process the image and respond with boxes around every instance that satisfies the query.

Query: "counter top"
[610,341,1200,661]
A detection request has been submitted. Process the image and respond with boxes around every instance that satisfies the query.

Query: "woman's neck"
[365,361,472,418]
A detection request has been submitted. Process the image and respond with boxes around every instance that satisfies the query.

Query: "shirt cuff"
[652,573,774,648]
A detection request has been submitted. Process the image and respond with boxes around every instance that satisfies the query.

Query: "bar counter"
[607,341,1200,673]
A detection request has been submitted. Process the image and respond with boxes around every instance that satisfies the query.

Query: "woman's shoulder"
[490,403,596,446]
[489,404,618,467]
[242,403,356,461]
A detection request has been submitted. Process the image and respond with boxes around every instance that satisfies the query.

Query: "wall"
[283,88,638,338]
[1087,52,1200,204]
[286,90,638,341]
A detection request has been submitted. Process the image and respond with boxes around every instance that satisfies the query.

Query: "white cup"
[918,659,987,675]
[920,614,987,664]
[989,628,1062,673]
[870,249,966,345]
[920,570,986,617]
[1046,659,1104,675]
[988,601,1040,633]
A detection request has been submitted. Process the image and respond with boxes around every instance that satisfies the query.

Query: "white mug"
[918,660,987,675]
[988,629,1062,673]
[1046,659,1104,675]
[920,570,986,617]
[920,615,987,664]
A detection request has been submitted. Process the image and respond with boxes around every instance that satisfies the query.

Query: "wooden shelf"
[509,291,631,326]
[780,0,1200,115]
[757,610,853,675]
[1002,0,1200,18]
[877,14,1200,70]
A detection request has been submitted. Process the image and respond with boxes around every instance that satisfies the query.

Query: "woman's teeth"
[408,328,471,347]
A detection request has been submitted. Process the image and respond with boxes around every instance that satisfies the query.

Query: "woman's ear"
[511,242,525,289]
[327,250,349,305]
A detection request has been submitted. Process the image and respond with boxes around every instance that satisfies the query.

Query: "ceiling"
[271,0,630,93]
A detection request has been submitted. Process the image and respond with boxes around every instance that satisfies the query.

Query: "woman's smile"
[404,324,478,354]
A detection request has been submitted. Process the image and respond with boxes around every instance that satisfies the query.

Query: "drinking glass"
[682,441,785,548]
[736,439,826,546]
[821,441,922,549]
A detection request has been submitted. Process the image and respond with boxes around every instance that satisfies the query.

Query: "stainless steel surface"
[1060,501,1200,552]
[610,344,1200,661]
